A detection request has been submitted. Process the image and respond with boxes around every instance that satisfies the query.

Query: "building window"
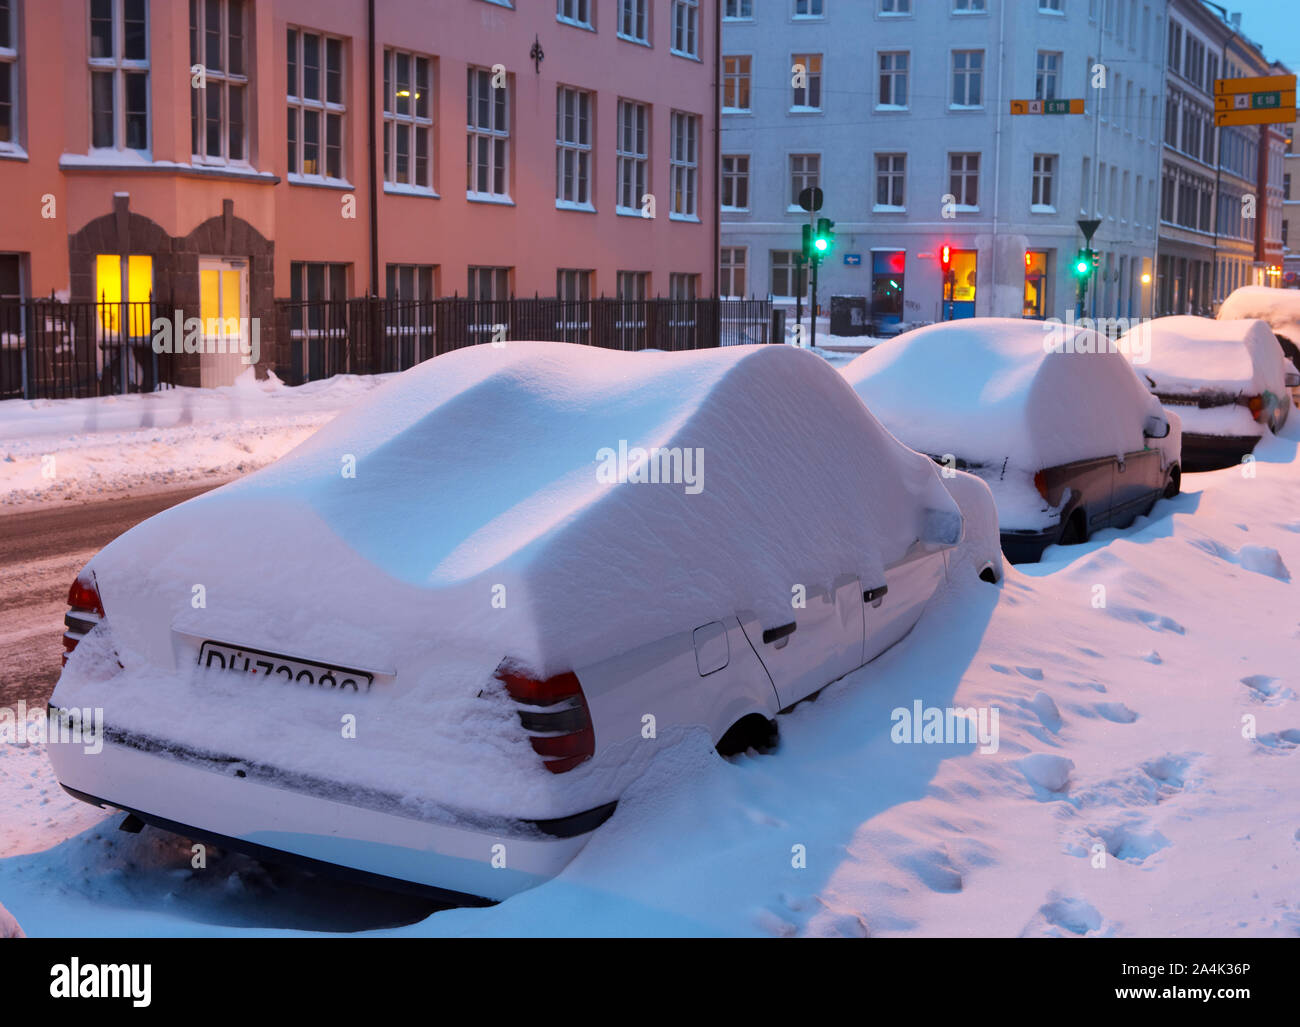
[557,269,592,302]
[90,0,149,152]
[794,0,824,17]
[953,0,986,10]
[880,0,911,12]
[671,0,698,58]
[1035,51,1060,101]
[791,54,822,110]
[723,56,751,111]
[556,86,592,208]
[94,254,153,334]
[721,154,749,209]
[878,52,908,107]
[1038,0,1062,10]
[875,153,906,209]
[872,251,905,320]
[1031,153,1056,209]
[286,28,344,180]
[556,0,591,28]
[1024,251,1047,318]
[383,49,433,190]
[191,0,247,164]
[385,264,434,300]
[619,0,648,42]
[467,66,509,199]
[468,266,510,301]
[669,110,698,218]
[949,152,979,207]
[724,0,753,18]
[616,99,648,213]
[669,273,697,300]
[790,153,820,207]
[290,261,347,304]
[720,248,747,297]
[770,250,805,299]
[0,0,19,148]
[951,50,983,107]
[617,271,648,300]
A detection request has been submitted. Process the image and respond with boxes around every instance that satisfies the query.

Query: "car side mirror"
[921,507,964,546]
[1285,370,1300,388]
[1143,414,1170,439]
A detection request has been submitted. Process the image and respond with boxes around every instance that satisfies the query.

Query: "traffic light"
[1073,249,1091,278]
[1090,249,1100,271]
[940,244,952,274]
[814,218,835,257]
[801,224,813,261]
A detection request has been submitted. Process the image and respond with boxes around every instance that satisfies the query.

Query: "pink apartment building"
[0,0,720,385]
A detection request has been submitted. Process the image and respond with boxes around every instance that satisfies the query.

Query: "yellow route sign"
[1010,98,1085,115]
[1213,75,1296,126]
[1214,74,1295,96]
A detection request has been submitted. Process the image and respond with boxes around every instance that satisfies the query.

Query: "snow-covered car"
[49,342,1002,903]
[1119,316,1298,472]
[841,318,1181,564]
[1218,285,1300,408]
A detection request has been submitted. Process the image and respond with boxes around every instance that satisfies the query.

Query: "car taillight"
[1033,470,1049,500]
[63,571,105,667]
[495,663,595,774]
[1247,395,1264,422]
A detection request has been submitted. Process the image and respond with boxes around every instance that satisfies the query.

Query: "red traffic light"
[939,245,952,271]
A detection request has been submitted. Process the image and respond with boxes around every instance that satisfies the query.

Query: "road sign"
[1011,98,1085,115]
[797,186,824,213]
[1213,75,1296,127]
[844,253,862,266]
[1078,218,1101,244]
[1214,74,1295,96]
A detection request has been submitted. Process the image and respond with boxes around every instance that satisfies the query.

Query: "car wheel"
[1164,466,1181,499]
[1058,510,1088,547]
[716,714,779,757]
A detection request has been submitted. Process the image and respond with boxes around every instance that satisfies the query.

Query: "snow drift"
[1217,286,1300,355]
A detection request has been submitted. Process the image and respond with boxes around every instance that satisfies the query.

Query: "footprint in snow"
[1029,893,1104,936]
[1089,816,1172,865]
[1028,691,1062,732]
[1016,666,1045,681]
[1108,605,1187,634]
[1253,729,1300,751]
[1143,650,1163,664]
[1095,701,1139,724]
[1019,753,1074,795]
[1189,538,1291,581]
[1240,675,1296,705]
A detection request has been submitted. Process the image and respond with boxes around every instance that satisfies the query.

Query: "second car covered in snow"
[841,318,1181,563]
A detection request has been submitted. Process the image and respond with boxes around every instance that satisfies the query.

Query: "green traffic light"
[1075,260,1089,275]
[814,238,829,252]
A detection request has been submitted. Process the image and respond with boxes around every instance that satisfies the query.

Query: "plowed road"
[0,484,223,709]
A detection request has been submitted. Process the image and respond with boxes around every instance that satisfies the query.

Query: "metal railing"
[277,296,774,384]
[0,298,178,401]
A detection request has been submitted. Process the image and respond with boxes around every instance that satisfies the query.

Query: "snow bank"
[0,901,23,938]
[56,342,959,818]
[841,318,1167,472]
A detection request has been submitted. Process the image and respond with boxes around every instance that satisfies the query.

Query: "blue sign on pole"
[844,253,862,266]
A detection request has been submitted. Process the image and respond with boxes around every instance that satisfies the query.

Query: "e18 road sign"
[1213,74,1296,126]
[1011,98,1085,115]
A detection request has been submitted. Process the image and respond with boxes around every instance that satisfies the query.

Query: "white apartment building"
[720,0,1168,325]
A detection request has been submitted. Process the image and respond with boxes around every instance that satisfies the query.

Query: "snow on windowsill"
[383,182,439,199]
[875,104,909,112]
[615,206,653,219]
[1030,204,1057,214]
[788,106,823,114]
[466,192,515,206]
[873,204,907,214]
[0,145,28,162]
[287,173,356,191]
[669,213,701,223]
[556,200,597,213]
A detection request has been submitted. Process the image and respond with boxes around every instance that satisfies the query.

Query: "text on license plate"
[198,641,374,692]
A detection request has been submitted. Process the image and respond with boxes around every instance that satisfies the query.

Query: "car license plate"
[198,641,374,693]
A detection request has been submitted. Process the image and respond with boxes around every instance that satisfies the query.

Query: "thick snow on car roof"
[100,342,958,678]
[1218,286,1300,347]
[841,318,1160,470]
[1120,316,1286,398]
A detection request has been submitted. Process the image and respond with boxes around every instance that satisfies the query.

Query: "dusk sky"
[1228,0,1300,72]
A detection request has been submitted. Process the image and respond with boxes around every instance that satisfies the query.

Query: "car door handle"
[762,622,797,644]
[863,584,888,605]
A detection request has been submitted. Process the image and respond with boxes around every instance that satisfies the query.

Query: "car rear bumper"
[999,526,1060,564]
[46,715,612,903]
[1180,432,1260,473]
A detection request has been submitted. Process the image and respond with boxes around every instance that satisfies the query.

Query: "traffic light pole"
[811,255,820,350]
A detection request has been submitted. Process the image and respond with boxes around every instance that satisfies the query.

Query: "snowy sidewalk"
[0,370,391,509]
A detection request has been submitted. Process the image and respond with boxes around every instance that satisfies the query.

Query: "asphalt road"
[0,484,224,710]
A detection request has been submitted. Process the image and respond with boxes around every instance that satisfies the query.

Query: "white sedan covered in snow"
[841,318,1181,563]
[1119,316,1298,471]
[50,342,1001,902]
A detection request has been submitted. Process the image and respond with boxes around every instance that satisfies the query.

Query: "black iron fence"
[278,296,774,384]
[1,296,774,397]
[0,298,179,401]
